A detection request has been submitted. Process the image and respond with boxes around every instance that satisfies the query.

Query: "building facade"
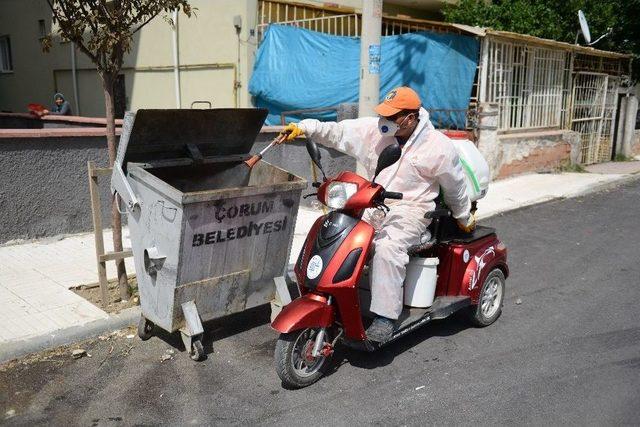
[1,0,635,167]
[0,0,446,117]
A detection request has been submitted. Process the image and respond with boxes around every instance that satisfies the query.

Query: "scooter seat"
[441,225,496,243]
[407,223,497,256]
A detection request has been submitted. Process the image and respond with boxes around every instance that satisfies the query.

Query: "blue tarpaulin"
[249,25,479,128]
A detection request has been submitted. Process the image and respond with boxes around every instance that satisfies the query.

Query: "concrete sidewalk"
[1,159,639,359]
[0,229,135,345]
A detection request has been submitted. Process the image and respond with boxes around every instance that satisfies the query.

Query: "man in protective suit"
[283,86,475,342]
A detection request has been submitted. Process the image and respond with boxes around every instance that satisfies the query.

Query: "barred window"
[483,40,571,131]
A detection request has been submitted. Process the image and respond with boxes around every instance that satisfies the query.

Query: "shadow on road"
[336,312,473,371]
[150,299,474,376]
[150,304,273,359]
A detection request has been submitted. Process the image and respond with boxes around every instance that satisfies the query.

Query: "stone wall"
[0,131,116,244]
[632,130,640,157]
[497,130,580,179]
[476,103,581,179]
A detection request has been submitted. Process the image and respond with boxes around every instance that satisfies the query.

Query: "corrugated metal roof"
[484,29,632,59]
[379,15,631,59]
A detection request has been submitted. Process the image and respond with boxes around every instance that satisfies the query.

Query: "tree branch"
[132,10,163,34]
[45,0,100,64]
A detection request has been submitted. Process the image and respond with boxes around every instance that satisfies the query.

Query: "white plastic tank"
[452,139,490,201]
[403,257,439,308]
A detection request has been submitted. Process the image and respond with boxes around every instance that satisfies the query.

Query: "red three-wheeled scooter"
[272,140,508,388]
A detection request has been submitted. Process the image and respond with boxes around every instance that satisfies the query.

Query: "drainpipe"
[478,38,489,104]
[172,9,182,108]
[621,94,638,157]
[615,95,627,156]
[71,42,80,115]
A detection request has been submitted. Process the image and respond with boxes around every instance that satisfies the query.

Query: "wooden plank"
[88,161,109,307]
[99,249,133,262]
[90,167,112,177]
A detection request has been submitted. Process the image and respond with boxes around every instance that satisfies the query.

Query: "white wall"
[0,0,259,116]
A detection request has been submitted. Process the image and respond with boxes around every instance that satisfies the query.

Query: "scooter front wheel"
[275,328,332,389]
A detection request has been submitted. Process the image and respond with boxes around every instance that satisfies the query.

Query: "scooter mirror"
[373,143,402,183]
[305,139,326,179]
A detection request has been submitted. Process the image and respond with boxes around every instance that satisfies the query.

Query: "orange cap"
[374,86,422,117]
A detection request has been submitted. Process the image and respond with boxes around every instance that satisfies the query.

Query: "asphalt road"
[2,178,640,426]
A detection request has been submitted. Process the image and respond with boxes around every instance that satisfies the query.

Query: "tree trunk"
[102,74,130,301]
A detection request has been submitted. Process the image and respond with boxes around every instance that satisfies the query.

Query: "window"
[482,39,571,131]
[0,36,12,72]
[38,20,46,38]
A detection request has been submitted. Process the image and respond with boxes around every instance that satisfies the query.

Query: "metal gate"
[571,72,619,164]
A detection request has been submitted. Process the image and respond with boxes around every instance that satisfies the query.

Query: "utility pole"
[357,0,382,176]
[358,0,382,118]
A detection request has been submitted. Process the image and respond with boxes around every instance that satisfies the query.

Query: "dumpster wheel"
[137,315,154,341]
[190,336,205,361]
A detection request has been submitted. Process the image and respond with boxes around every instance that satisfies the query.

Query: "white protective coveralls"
[298,107,471,319]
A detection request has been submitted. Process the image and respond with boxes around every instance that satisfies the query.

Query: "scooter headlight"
[325,181,358,209]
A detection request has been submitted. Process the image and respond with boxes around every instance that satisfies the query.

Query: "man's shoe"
[366,316,395,342]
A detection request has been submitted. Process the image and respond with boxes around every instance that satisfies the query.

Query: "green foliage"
[558,162,586,173]
[43,0,193,78]
[444,0,639,80]
[614,153,632,162]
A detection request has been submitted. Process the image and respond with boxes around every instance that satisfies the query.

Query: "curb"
[478,173,640,220]
[561,173,640,198]
[476,195,559,220]
[0,306,141,365]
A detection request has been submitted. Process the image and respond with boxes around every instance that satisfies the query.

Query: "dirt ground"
[0,326,140,422]
[72,277,139,314]
[0,305,272,424]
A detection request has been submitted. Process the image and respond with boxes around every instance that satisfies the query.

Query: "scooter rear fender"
[463,239,508,303]
[271,294,335,334]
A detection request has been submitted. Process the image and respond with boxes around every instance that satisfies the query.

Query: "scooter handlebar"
[381,191,403,200]
[425,208,451,219]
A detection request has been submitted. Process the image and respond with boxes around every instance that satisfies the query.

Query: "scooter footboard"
[271,295,334,333]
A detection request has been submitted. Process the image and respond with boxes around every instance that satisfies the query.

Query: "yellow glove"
[457,213,476,233]
[281,123,304,141]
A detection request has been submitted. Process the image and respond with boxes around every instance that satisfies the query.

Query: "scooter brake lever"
[303,193,318,199]
[376,203,390,213]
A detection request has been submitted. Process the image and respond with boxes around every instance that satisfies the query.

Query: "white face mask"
[378,117,399,136]
[378,114,414,136]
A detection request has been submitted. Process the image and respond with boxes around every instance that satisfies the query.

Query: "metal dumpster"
[110,109,306,360]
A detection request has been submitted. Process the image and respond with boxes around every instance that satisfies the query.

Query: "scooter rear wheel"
[275,328,332,389]
[468,268,505,327]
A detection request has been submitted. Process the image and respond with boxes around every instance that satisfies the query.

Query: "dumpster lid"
[116,108,268,170]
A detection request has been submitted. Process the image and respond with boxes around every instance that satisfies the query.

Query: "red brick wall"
[497,142,572,179]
